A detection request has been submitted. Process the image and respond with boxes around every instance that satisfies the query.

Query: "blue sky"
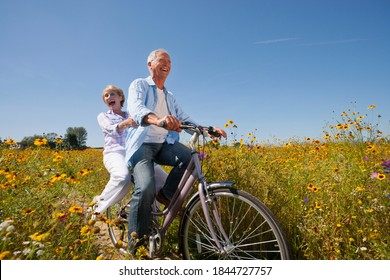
[1,0,389,147]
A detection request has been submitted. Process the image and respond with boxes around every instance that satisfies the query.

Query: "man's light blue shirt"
[125,76,196,165]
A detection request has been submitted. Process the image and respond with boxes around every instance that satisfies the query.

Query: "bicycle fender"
[208,181,235,188]
[185,181,235,209]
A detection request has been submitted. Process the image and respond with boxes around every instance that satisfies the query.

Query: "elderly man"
[125,49,226,248]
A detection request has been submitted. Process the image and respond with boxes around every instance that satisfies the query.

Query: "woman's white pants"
[94,151,167,213]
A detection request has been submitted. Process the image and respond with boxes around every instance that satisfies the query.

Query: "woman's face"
[103,91,123,111]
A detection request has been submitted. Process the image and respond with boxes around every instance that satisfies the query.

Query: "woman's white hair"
[147,49,169,64]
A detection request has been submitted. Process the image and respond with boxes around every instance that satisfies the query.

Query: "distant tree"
[64,127,88,149]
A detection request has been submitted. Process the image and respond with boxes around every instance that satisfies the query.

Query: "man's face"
[148,51,171,80]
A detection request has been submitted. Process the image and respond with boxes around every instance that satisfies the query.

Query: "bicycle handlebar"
[158,121,221,138]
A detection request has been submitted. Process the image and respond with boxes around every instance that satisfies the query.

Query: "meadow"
[0,106,389,260]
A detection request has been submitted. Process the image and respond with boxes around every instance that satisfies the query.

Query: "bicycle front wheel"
[179,187,290,260]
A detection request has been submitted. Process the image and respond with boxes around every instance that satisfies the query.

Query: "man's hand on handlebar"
[157,115,182,132]
[209,127,227,139]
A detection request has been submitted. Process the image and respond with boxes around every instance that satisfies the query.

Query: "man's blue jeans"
[127,141,191,240]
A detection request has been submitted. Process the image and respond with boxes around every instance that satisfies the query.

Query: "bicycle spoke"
[180,187,290,260]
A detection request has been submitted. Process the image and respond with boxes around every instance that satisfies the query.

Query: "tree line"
[2,127,88,150]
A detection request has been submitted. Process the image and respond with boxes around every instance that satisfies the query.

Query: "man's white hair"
[147,49,169,64]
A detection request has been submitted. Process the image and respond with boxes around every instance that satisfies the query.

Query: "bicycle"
[106,122,291,259]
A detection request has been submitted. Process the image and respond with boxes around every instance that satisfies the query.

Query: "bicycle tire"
[179,187,291,260]
[106,201,130,255]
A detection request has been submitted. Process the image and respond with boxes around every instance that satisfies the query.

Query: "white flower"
[23,248,31,255]
[0,220,14,231]
[6,225,15,232]
[36,250,44,257]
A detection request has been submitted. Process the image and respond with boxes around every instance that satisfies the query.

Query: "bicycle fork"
[198,182,235,255]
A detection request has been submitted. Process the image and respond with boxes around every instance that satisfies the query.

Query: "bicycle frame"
[150,125,234,255]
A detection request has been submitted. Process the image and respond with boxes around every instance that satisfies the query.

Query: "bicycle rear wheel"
[179,187,290,260]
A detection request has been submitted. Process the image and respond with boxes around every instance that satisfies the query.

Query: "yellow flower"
[224,120,234,128]
[376,173,385,180]
[29,232,50,242]
[68,206,83,213]
[5,138,17,145]
[0,251,11,260]
[135,245,148,258]
[80,225,91,236]
[96,255,104,260]
[22,209,36,215]
[50,173,67,183]
[78,169,91,176]
[53,154,63,162]
[52,211,65,219]
[367,104,376,109]
[34,138,48,146]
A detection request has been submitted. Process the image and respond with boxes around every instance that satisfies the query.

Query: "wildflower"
[78,169,91,176]
[21,209,36,215]
[6,225,15,232]
[53,154,63,162]
[68,206,83,213]
[367,104,376,109]
[34,138,48,147]
[307,183,319,192]
[370,172,379,179]
[0,220,14,231]
[135,245,149,258]
[55,138,63,144]
[5,138,17,145]
[115,240,124,249]
[381,160,390,172]
[29,232,50,242]
[303,197,309,203]
[36,250,44,257]
[0,251,11,260]
[366,145,375,151]
[80,225,91,236]
[96,255,104,260]
[50,173,67,183]
[52,211,66,222]
[376,173,386,180]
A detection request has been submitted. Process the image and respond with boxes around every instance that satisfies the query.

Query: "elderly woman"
[93,85,167,215]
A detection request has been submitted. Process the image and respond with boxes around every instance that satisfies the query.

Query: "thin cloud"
[254,38,298,45]
[300,38,368,46]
